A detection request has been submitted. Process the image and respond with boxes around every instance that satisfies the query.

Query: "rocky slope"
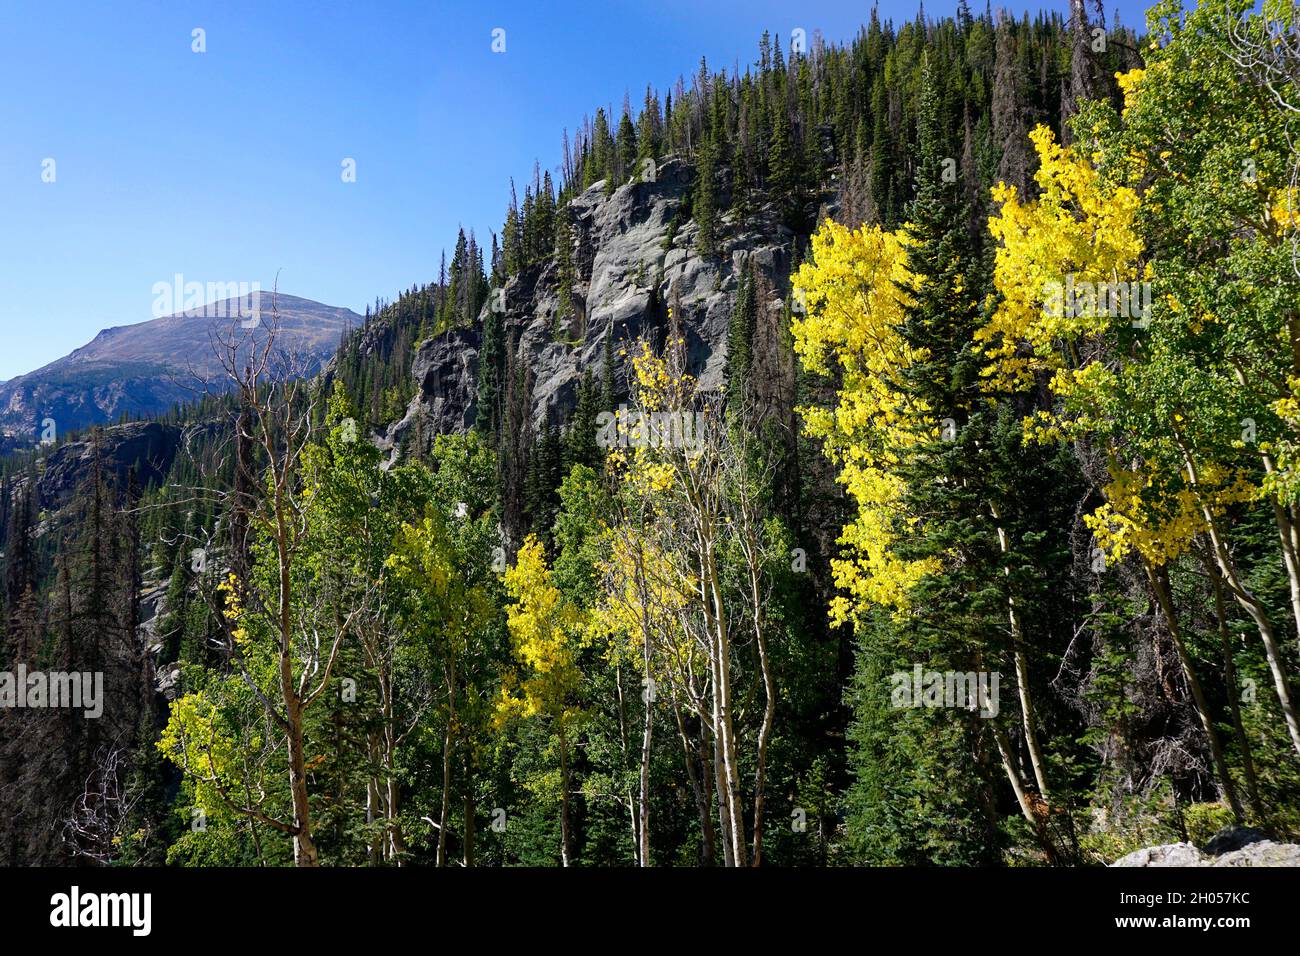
[35,421,184,512]
[1112,828,1300,866]
[0,293,360,448]
[383,158,817,457]
[12,419,231,523]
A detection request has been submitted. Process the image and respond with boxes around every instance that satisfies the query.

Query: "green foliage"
[21,2,1300,871]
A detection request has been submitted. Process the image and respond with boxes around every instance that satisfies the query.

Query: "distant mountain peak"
[0,294,362,452]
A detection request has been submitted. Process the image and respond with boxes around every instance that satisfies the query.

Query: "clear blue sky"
[0,0,1151,381]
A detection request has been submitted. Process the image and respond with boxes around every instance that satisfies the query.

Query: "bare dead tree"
[63,744,137,865]
[156,289,365,865]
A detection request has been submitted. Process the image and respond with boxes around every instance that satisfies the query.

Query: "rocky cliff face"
[378,327,481,465]
[386,157,811,452]
[16,419,229,524]
[32,420,187,512]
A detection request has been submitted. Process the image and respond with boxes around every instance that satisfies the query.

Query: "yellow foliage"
[1084,465,1256,566]
[977,125,1144,393]
[1115,68,1146,115]
[1270,187,1300,233]
[791,219,942,623]
[589,530,690,667]
[216,574,249,647]
[496,536,584,729]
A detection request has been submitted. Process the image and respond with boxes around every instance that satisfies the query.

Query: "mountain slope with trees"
[0,293,359,451]
[3,0,1299,869]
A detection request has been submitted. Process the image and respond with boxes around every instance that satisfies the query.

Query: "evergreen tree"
[693,133,719,256]
[616,105,638,183]
[725,260,758,411]
[565,371,604,472]
[477,296,506,440]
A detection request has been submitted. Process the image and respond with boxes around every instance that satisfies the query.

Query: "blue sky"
[0,0,1151,381]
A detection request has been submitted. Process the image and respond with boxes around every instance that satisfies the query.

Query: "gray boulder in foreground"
[1111,828,1300,866]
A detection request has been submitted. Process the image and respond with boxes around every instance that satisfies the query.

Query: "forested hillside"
[2,0,1299,868]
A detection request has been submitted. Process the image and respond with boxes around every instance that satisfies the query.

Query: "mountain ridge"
[0,292,361,450]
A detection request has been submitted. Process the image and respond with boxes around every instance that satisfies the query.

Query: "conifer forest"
[2,1,1300,899]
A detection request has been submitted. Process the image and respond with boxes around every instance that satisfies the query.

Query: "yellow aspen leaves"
[791,219,941,623]
[1115,67,1146,115]
[588,531,689,665]
[496,535,584,727]
[1084,465,1256,566]
[978,125,1144,393]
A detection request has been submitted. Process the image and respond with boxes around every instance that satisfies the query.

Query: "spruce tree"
[769,108,803,228]
[616,108,638,183]
[725,261,757,412]
[694,134,719,256]
[477,301,505,440]
[565,371,603,471]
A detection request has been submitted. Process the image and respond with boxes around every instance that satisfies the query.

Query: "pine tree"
[503,180,523,276]
[616,106,638,183]
[525,423,566,549]
[769,108,803,228]
[533,169,557,265]
[869,74,895,225]
[565,371,604,471]
[554,207,577,325]
[635,84,662,172]
[592,108,614,191]
[694,133,719,256]
[601,333,617,407]
[443,229,469,328]
[840,62,1013,863]
[725,261,757,411]
[478,298,506,440]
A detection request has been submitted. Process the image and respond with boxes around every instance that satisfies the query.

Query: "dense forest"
[2,0,1299,868]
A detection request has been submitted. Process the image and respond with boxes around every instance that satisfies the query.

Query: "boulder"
[1112,827,1300,866]
[1112,843,1207,867]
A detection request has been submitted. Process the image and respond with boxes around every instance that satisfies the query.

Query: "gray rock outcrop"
[386,156,806,451]
[34,420,184,511]
[1112,828,1300,866]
